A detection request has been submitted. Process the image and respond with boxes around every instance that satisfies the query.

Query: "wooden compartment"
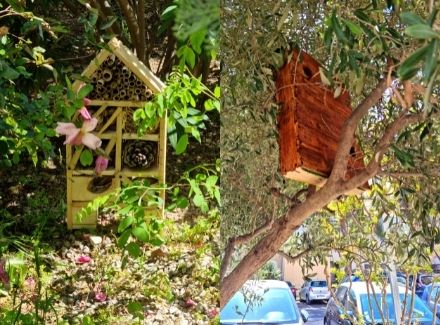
[66,37,167,229]
[276,50,368,193]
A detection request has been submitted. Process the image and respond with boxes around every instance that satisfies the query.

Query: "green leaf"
[77,84,93,99]
[214,86,220,98]
[80,149,93,166]
[117,229,131,248]
[189,28,207,54]
[193,193,208,212]
[182,46,196,68]
[206,175,218,188]
[332,13,347,43]
[427,9,438,27]
[126,242,142,257]
[353,9,370,23]
[344,20,363,36]
[423,40,438,80]
[398,45,430,80]
[127,301,143,315]
[405,24,439,39]
[100,16,118,30]
[392,145,415,168]
[175,134,188,155]
[400,12,426,26]
[118,215,134,233]
[132,226,149,243]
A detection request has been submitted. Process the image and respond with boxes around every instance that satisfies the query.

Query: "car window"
[429,286,440,302]
[221,287,300,323]
[346,289,357,313]
[359,293,434,323]
[336,286,348,302]
[311,281,327,287]
[421,275,433,285]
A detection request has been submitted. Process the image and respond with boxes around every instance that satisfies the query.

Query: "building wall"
[277,253,330,288]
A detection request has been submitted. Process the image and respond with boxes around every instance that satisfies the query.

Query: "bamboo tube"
[145,89,153,98]
[122,66,130,76]
[102,69,113,82]
[97,79,105,86]
[134,88,142,95]
[119,90,127,97]
[129,81,136,87]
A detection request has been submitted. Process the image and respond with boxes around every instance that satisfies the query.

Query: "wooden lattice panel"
[66,38,167,229]
[276,50,368,193]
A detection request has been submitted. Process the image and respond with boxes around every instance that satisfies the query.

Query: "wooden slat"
[98,107,122,134]
[122,133,159,141]
[90,100,144,107]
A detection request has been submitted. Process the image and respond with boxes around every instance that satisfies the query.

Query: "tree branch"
[137,0,146,63]
[115,0,140,54]
[220,216,275,281]
[277,248,313,264]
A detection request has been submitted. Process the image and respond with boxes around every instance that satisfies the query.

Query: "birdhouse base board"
[283,167,366,196]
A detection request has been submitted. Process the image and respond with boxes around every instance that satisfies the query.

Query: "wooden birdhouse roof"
[72,37,164,97]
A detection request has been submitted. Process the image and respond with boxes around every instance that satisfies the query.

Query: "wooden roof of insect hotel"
[276,50,368,193]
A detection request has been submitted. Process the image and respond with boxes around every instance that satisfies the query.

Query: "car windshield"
[311,281,327,287]
[359,293,434,323]
[220,287,299,324]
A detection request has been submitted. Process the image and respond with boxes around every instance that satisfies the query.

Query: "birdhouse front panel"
[66,38,167,229]
[276,50,367,192]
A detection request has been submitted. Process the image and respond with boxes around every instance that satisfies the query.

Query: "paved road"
[297,301,326,325]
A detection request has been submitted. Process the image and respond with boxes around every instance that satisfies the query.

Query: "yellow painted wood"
[67,37,167,229]
[71,176,117,201]
[71,202,98,227]
[121,133,159,141]
[90,100,143,107]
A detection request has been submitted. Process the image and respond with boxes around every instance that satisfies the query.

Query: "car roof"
[244,279,290,289]
[340,281,412,295]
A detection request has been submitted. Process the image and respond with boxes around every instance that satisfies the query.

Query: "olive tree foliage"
[221,0,440,306]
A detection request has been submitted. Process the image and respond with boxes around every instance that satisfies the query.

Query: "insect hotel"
[276,50,368,193]
[67,37,166,228]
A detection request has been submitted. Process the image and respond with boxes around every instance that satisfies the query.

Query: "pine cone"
[123,141,157,169]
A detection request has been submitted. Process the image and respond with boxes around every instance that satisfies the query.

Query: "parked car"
[220,280,309,324]
[299,279,331,304]
[423,283,440,318]
[324,281,440,325]
[285,281,297,299]
[412,273,434,298]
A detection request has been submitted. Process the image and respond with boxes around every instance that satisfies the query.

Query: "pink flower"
[56,118,101,150]
[75,255,92,264]
[25,277,36,288]
[0,260,9,285]
[207,308,218,318]
[185,298,197,308]
[83,97,92,106]
[79,107,92,120]
[95,155,109,175]
[94,291,107,302]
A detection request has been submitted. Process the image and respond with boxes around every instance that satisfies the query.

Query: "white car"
[221,280,309,324]
[299,279,331,304]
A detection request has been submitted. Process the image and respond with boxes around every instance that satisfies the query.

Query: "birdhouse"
[276,50,368,193]
[66,37,167,229]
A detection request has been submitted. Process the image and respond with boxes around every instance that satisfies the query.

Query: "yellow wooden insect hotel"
[66,37,167,229]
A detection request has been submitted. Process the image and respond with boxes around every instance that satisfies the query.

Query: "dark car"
[324,281,440,325]
[285,280,297,299]
[411,274,433,298]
